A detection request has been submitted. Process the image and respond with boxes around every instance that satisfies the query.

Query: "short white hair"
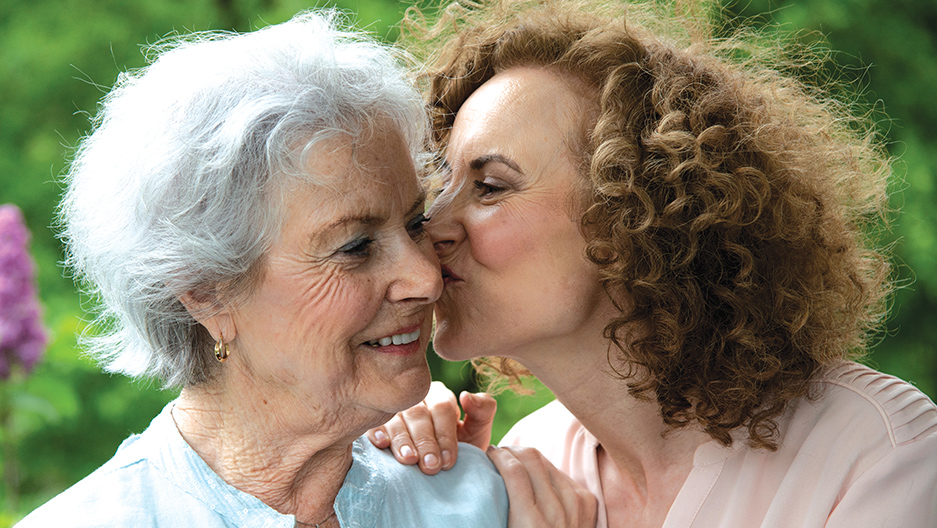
[59,10,427,388]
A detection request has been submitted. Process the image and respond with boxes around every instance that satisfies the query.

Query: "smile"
[366,329,421,347]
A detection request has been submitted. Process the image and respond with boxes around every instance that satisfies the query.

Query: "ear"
[179,292,237,343]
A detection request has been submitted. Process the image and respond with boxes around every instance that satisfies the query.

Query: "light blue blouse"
[16,402,509,527]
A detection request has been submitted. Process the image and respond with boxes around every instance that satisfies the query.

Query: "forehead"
[280,128,420,226]
[305,128,411,185]
[450,67,588,154]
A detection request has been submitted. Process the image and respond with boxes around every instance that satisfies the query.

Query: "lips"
[363,321,424,353]
[441,264,463,286]
[365,328,421,347]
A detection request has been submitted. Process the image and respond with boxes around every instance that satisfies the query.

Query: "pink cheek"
[468,209,536,268]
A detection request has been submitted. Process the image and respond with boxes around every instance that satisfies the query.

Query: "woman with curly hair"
[369,0,937,526]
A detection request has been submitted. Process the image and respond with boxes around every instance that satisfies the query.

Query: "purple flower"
[0,204,48,379]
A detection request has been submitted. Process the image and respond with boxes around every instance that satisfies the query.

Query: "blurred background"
[1,0,934,523]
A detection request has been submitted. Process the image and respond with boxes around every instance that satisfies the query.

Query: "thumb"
[457,391,496,450]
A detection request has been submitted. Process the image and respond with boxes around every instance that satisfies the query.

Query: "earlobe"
[178,292,237,343]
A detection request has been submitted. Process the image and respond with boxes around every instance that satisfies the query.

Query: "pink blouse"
[500,363,937,527]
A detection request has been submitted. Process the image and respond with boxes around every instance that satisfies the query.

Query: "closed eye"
[406,213,429,239]
[473,179,505,197]
[337,237,374,258]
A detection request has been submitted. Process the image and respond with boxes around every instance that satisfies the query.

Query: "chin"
[429,322,477,362]
[391,360,433,412]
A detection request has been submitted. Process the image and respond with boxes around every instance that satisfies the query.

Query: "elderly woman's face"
[428,67,615,365]
[220,127,440,430]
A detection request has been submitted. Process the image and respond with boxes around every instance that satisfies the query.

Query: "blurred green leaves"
[725,0,937,397]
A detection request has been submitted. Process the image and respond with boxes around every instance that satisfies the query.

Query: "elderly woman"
[15,11,517,527]
[370,1,937,526]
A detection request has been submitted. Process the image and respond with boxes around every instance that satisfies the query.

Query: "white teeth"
[367,329,421,347]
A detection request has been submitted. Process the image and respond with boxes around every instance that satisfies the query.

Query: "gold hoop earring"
[214,338,230,362]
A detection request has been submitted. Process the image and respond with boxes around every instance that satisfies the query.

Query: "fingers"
[365,382,491,475]
[542,456,597,528]
[398,398,451,475]
[457,391,496,450]
[370,381,461,475]
[423,382,461,470]
[371,413,420,465]
[366,424,391,448]
[488,446,561,526]
[488,446,597,528]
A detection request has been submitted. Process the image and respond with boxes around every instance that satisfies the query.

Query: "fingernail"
[400,445,414,459]
[374,430,387,444]
[486,445,497,452]
[423,453,440,469]
[441,449,453,468]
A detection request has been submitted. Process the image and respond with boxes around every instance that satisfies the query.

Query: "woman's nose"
[386,235,443,304]
[426,204,466,259]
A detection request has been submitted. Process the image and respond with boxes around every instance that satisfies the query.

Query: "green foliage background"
[0,0,934,523]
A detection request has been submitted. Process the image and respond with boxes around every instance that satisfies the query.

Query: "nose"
[386,234,443,305]
[426,200,467,260]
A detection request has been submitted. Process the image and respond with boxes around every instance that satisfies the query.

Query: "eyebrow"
[469,154,524,174]
[324,191,427,231]
[407,192,428,216]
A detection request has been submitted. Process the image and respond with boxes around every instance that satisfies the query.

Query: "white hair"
[59,10,427,388]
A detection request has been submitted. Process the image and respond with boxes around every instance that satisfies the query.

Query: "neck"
[173,381,357,523]
[516,330,709,500]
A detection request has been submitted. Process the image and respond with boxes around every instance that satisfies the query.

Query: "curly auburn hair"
[406,0,892,449]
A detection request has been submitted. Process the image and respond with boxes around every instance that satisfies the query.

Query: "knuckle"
[500,458,526,477]
[388,435,412,449]
[389,429,414,444]
[431,399,460,414]
[413,438,440,451]
[428,381,458,402]
[490,450,521,469]
[433,432,456,446]
[381,418,408,437]
[401,404,432,420]
[428,395,459,414]
[511,446,544,463]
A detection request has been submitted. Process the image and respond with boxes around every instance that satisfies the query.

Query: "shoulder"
[499,400,593,467]
[347,438,508,527]
[778,363,937,493]
[780,363,937,525]
[774,362,937,471]
[678,365,937,527]
[15,405,255,528]
[354,437,507,495]
[15,435,163,527]
[810,362,937,448]
[500,400,577,445]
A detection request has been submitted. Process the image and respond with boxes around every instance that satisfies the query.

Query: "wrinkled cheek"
[265,271,378,374]
[298,273,372,332]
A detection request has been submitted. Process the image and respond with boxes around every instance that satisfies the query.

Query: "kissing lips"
[441,264,463,286]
